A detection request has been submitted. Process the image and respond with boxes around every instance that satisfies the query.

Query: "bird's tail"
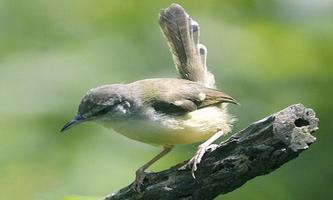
[159,4,215,88]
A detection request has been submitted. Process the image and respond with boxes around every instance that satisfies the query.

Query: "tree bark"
[104,103,318,200]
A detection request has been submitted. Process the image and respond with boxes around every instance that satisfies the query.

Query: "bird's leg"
[180,130,224,178]
[133,145,173,192]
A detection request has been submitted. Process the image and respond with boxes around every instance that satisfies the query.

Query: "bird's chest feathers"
[98,106,231,145]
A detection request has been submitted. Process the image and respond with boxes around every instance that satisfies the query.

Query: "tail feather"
[159,4,215,88]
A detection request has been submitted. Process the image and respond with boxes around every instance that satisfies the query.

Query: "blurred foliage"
[60,196,98,200]
[0,0,332,200]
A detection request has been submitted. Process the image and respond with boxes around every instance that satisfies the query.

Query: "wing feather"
[145,79,238,115]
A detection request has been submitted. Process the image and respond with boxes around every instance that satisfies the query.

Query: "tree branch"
[104,104,318,200]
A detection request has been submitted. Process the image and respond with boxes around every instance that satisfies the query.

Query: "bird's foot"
[207,144,219,152]
[132,169,146,193]
[179,144,212,178]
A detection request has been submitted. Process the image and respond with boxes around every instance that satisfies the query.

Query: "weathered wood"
[104,104,318,200]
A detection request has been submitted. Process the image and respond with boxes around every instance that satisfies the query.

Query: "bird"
[61,3,238,191]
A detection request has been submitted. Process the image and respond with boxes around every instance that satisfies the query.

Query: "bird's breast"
[98,106,234,146]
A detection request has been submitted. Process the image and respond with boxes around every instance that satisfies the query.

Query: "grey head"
[60,84,134,132]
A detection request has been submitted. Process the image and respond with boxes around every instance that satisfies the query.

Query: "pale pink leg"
[181,130,224,178]
[133,145,173,192]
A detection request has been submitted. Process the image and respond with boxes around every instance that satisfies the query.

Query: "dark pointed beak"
[60,115,85,132]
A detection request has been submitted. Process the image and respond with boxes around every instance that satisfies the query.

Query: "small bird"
[61,4,238,190]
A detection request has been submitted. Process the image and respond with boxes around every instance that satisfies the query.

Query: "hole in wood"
[294,118,309,127]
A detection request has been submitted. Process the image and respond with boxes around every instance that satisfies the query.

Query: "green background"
[1,0,332,199]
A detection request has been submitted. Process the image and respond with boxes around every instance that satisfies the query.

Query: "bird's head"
[60,84,132,132]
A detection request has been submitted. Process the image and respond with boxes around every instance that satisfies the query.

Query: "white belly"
[98,106,233,146]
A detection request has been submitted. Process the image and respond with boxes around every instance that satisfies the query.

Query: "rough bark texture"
[104,104,318,200]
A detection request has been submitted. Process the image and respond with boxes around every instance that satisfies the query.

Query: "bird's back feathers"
[131,78,238,116]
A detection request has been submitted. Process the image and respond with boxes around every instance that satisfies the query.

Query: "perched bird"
[61,4,238,190]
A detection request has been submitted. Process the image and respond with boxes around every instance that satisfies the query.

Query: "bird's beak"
[60,115,85,132]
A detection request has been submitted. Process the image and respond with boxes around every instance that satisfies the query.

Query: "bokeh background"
[1,0,332,199]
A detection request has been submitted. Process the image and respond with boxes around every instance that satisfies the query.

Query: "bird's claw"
[178,144,208,178]
[207,144,219,151]
[132,169,146,193]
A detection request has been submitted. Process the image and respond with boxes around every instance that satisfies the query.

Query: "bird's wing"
[159,4,215,88]
[151,81,238,115]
